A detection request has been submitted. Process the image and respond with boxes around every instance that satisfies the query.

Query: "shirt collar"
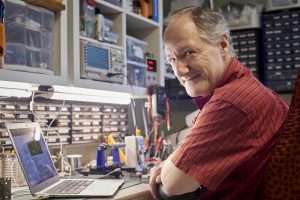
[193,94,212,109]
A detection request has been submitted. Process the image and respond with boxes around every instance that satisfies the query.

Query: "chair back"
[260,70,300,199]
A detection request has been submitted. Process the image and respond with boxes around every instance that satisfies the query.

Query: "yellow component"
[135,128,141,136]
[0,23,6,59]
[107,134,115,145]
[107,134,125,163]
[118,148,125,164]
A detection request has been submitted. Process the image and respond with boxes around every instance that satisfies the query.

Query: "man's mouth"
[186,74,200,82]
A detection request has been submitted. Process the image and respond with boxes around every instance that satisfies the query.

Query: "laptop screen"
[9,127,57,188]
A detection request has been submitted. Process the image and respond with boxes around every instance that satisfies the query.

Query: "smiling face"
[164,14,231,97]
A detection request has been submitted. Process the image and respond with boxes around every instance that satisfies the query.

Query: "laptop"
[6,122,124,198]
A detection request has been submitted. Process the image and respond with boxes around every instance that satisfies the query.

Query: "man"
[149,7,288,200]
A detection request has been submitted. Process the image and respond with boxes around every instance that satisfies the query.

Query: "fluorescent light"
[0,88,32,98]
[0,80,36,98]
[0,81,131,104]
[52,85,131,98]
[51,93,131,104]
[0,80,36,90]
[51,85,131,105]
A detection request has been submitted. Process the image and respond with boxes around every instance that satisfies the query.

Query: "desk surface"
[12,180,153,200]
[113,183,153,200]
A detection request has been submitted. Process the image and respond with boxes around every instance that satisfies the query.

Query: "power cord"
[29,91,68,174]
[96,168,121,179]
[10,159,19,188]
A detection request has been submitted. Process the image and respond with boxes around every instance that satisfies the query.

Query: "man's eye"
[168,58,175,64]
[184,51,193,57]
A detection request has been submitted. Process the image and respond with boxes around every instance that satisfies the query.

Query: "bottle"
[135,128,145,172]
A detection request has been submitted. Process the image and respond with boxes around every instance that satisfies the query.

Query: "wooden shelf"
[23,0,65,13]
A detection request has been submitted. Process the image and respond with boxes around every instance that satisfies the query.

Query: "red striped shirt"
[171,58,288,199]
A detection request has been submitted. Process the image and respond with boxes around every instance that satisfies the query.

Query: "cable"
[10,159,19,188]
[46,99,66,138]
[96,168,121,179]
[30,91,39,120]
[63,159,72,178]
[141,102,149,139]
[44,100,65,175]
[30,91,67,174]
[106,72,137,131]
[46,99,66,155]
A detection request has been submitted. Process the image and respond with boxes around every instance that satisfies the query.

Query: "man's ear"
[219,34,229,55]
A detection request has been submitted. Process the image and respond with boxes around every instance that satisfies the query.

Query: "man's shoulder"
[211,76,272,112]
[215,76,265,99]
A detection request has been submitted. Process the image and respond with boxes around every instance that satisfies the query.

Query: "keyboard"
[46,179,94,194]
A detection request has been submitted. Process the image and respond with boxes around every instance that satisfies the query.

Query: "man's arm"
[149,149,200,199]
[149,161,165,199]
[160,158,200,196]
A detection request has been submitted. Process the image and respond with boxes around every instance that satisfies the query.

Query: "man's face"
[164,14,228,97]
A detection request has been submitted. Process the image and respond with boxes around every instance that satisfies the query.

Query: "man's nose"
[173,60,189,77]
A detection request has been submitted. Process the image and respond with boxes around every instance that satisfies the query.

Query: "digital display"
[86,44,109,70]
[148,60,154,65]
[147,58,157,72]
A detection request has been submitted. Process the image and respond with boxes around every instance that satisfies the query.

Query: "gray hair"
[163,7,236,57]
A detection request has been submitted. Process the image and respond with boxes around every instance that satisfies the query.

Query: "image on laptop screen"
[10,127,57,187]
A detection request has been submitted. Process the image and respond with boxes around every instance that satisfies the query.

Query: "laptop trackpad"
[80,179,124,196]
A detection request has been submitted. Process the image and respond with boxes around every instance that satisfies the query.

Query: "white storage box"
[126,35,148,63]
[127,60,147,87]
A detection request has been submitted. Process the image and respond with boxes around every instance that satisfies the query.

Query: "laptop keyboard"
[46,179,94,194]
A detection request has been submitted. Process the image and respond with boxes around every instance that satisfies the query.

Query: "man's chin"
[186,88,208,97]
[186,90,198,98]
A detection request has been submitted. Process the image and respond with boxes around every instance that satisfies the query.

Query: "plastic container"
[41,50,53,71]
[41,31,54,50]
[5,22,26,44]
[26,28,42,48]
[104,17,114,27]
[26,48,42,68]
[26,5,43,30]
[3,0,55,74]
[127,61,147,87]
[5,43,26,65]
[104,31,119,44]
[80,0,96,38]
[126,35,148,63]
[42,9,55,31]
[4,0,27,24]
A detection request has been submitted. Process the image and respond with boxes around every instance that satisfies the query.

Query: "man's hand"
[149,162,164,200]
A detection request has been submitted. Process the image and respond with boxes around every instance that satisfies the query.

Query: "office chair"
[260,69,300,199]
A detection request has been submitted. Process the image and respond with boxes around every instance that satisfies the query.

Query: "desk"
[112,183,153,200]
[11,180,153,200]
